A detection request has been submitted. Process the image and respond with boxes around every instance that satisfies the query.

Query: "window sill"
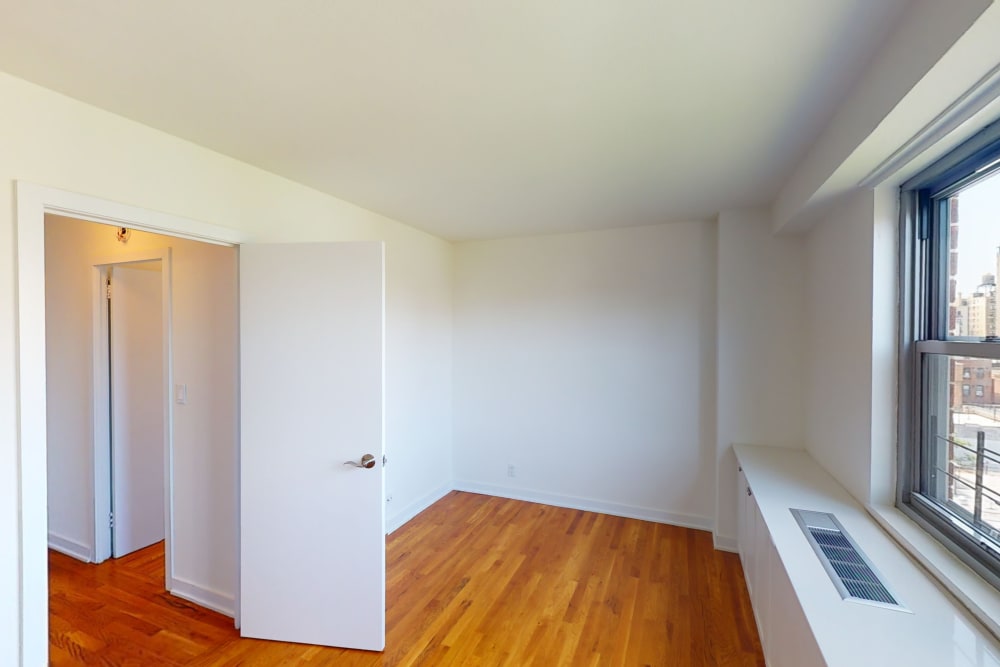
[868,503,1000,640]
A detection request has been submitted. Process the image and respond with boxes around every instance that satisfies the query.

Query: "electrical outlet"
[507,464,516,478]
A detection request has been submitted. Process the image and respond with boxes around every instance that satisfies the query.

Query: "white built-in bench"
[734,444,1000,667]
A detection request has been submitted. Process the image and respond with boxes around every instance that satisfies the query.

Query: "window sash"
[909,492,1000,564]
[899,117,1000,589]
[916,340,1000,358]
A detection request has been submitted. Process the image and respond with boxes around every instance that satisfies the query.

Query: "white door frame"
[14,182,244,667]
[91,250,172,573]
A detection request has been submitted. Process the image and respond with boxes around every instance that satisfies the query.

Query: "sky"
[955,168,1000,295]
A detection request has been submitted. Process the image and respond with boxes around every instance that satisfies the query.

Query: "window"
[900,119,1000,588]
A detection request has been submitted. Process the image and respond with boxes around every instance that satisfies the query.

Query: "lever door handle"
[344,454,377,469]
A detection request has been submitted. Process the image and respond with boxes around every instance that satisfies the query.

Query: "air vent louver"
[791,509,908,612]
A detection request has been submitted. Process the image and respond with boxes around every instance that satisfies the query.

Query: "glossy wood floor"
[50,491,764,665]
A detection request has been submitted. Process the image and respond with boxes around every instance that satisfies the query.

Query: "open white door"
[109,263,166,558]
[240,242,385,650]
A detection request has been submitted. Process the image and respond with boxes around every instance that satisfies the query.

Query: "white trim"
[91,267,111,563]
[713,534,738,553]
[170,577,236,618]
[452,481,715,532]
[47,533,92,563]
[90,250,174,593]
[15,182,244,665]
[16,183,53,667]
[386,483,453,535]
[29,183,244,246]
[92,247,174,267]
[234,248,242,632]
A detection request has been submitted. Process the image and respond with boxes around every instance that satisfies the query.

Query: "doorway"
[44,216,176,576]
[15,185,244,665]
[17,183,387,663]
[101,259,167,561]
[38,206,240,657]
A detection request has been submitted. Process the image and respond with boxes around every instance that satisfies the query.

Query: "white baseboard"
[387,483,454,534]
[714,534,738,553]
[452,481,714,532]
[170,576,235,618]
[48,532,92,562]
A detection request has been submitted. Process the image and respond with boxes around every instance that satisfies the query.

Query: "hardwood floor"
[49,491,764,665]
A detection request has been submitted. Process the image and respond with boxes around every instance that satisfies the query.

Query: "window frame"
[898,118,1000,590]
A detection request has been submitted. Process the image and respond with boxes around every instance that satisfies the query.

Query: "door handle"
[344,454,377,469]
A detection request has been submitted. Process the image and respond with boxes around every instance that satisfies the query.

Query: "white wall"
[44,215,239,606]
[383,238,454,529]
[43,219,100,557]
[1,71,453,665]
[452,223,717,527]
[871,186,899,506]
[715,208,807,546]
[802,188,899,507]
[804,191,877,503]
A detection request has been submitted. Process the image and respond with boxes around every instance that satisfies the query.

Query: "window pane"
[947,169,1000,339]
[924,354,1000,540]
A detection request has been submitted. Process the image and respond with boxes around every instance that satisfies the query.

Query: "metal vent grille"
[791,509,908,612]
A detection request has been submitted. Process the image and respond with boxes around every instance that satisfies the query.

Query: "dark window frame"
[898,118,1000,589]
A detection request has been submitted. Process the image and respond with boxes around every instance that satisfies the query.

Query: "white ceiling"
[0,1,911,240]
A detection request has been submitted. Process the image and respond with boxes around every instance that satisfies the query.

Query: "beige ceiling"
[0,1,911,240]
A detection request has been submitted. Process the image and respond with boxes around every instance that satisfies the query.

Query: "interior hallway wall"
[44,215,238,610]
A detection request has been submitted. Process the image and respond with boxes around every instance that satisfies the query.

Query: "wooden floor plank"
[50,491,764,665]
